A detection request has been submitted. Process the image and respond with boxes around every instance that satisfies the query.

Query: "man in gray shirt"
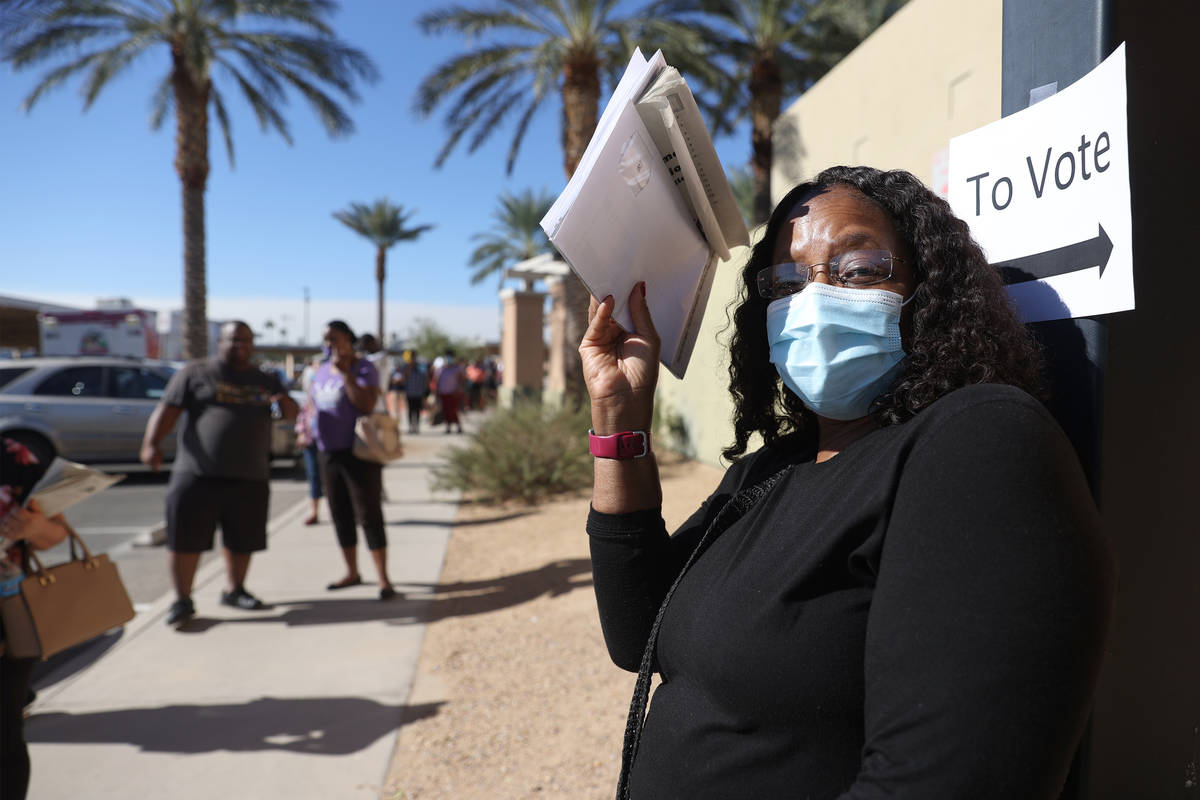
[141,321,298,627]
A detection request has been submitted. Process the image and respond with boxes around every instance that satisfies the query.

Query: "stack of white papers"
[541,49,748,378]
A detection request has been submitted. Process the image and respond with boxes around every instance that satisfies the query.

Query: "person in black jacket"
[0,436,70,800]
[581,166,1115,799]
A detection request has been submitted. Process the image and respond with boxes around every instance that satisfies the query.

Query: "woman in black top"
[1,436,70,800]
[582,166,1114,798]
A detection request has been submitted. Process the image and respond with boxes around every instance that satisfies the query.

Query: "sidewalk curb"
[29,494,315,707]
[133,522,167,547]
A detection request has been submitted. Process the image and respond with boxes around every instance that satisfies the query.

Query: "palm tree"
[416,0,703,402]
[468,188,556,286]
[332,199,434,343]
[1,1,377,359]
[416,0,699,176]
[727,163,756,231]
[663,0,906,223]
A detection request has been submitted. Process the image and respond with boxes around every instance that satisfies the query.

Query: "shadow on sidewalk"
[25,697,443,755]
[387,510,534,528]
[416,557,593,623]
[31,628,125,692]
[167,558,593,630]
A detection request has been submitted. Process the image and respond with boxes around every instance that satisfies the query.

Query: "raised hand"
[579,282,660,434]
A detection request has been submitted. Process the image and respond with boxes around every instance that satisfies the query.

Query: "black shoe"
[166,597,195,626]
[326,576,363,591]
[379,586,398,601]
[220,586,265,610]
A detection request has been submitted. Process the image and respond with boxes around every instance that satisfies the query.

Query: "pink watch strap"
[588,429,649,459]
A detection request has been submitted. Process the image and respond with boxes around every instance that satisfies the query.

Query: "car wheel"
[4,430,56,466]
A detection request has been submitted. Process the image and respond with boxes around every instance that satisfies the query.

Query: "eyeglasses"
[755,249,905,300]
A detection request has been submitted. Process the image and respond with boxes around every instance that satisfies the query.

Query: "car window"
[111,366,169,400]
[34,366,105,397]
[0,367,31,389]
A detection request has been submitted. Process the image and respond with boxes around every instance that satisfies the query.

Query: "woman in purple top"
[309,320,395,600]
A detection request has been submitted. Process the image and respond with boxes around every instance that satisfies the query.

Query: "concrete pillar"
[544,276,567,408]
[499,288,547,407]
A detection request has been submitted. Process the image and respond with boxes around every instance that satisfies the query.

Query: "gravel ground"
[382,454,725,800]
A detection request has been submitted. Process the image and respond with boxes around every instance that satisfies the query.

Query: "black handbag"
[616,466,790,799]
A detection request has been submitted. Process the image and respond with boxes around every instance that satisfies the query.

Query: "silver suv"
[0,357,179,463]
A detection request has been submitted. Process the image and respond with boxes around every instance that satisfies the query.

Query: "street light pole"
[303,286,310,345]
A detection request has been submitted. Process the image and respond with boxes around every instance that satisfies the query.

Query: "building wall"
[772,0,1003,199]
[655,0,1004,467]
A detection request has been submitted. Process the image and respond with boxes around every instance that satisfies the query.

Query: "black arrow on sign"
[992,223,1112,285]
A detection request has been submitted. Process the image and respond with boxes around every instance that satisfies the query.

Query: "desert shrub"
[432,400,593,504]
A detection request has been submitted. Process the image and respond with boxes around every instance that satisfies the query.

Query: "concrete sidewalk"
[23,423,475,799]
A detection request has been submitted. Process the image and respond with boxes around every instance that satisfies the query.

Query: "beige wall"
[773,0,1002,199]
[656,0,1003,467]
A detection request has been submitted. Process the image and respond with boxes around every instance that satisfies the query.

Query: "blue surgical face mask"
[765,282,908,420]
[321,344,333,361]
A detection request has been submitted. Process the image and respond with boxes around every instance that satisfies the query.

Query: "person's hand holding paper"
[542,49,746,379]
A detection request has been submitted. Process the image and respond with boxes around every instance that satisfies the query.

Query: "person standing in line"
[483,357,499,408]
[387,360,405,421]
[465,359,485,411]
[356,333,392,414]
[433,348,465,434]
[141,321,298,627]
[311,320,396,600]
[356,333,393,502]
[1,437,70,800]
[296,355,323,525]
[399,350,427,434]
[582,167,1113,797]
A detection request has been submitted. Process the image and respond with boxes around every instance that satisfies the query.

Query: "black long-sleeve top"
[587,384,1115,799]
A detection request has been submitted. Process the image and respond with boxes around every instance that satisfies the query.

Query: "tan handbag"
[0,525,135,660]
[353,412,404,463]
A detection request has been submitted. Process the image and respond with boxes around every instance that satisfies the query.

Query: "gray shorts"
[166,473,269,553]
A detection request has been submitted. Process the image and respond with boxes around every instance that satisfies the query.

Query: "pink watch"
[588,429,650,459]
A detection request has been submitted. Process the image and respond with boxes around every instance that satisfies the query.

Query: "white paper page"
[549,101,710,373]
[660,106,730,259]
[542,49,666,237]
[26,457,123,518]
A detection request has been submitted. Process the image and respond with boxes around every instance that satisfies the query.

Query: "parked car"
[0,357,179,464]
[269,390,307,460]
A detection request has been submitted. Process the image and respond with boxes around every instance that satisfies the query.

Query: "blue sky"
[0,1,753,345]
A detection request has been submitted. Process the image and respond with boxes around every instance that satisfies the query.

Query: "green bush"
[431,401,593,504]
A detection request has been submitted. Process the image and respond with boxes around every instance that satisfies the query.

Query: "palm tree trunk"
[376,246,386,344]
[172,51,211,361]
[559,57,602,405]
[750,54,783,225]
[562,56,599,176]
[181,184,206,357]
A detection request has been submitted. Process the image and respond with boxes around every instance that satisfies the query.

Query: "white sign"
[948,43,1133,323]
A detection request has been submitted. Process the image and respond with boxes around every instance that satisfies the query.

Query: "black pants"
[1,653,34,799]
[406,395,423,429]
[319,449,386,550]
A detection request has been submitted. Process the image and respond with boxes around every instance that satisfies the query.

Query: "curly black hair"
[723,165,1045,461]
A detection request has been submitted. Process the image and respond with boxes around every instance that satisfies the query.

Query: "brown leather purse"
[1,525,135,660]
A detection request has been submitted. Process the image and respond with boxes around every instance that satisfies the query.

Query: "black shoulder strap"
[615,466,790,799]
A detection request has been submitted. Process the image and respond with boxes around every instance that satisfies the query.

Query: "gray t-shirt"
[162,358,283,481]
